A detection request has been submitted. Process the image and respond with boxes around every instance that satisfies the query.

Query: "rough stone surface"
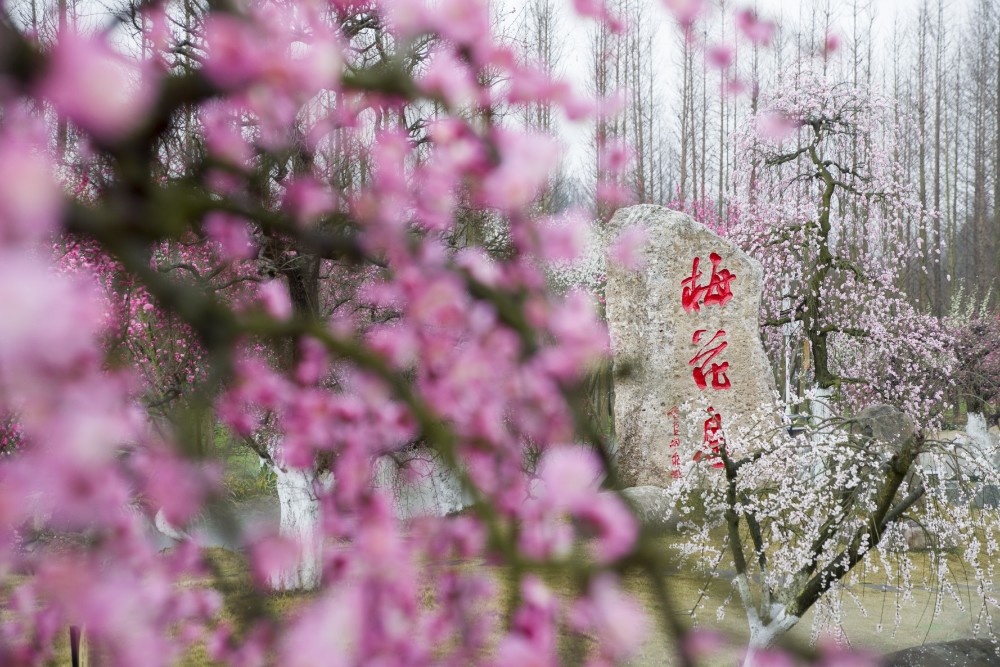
[851,405,916,450]
[883,639,1000,667]
[374,447,468,520]
[621,486,679,532]
[605,205,782,488]
[891,518,932,551]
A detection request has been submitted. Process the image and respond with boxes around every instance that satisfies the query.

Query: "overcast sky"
[524,0,972,171]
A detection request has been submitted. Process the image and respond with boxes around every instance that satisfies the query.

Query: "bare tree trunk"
[699,23,707,203]
[917,1,930,310]
[933,0,944,315]
[270,464,331,591]
[679,27,690,202]
[55,0,70,160]
[950,46,961,294]
[994,11,1000,301]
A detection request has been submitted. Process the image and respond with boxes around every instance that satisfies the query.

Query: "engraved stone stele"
[605,205,782,488]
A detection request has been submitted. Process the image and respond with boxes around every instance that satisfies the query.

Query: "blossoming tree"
[730,68,953,426]
[653,67,1000,665]
[950,312,1000,453]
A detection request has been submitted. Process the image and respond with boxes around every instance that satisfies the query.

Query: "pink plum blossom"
[609,225,649,271]
[419,47,480,108]
[0,127,61,243]
[258,280,293,320]
[824,32,841,57]
[0,0,783,663]
[204,212,256,261]
[735,9,776,45]
[41,32,156,140]
[537,445,604,511]
[662,0,707,27]
[537,212,589,263]
[756,111,800,140]
[572,0,625,33]
[202,15,267,89]
[707,44,735,69]
[480,130,560,212]
[569,575,648,663]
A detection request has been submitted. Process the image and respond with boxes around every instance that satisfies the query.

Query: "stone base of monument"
[621,486,679,533]
[883,638,1000,667]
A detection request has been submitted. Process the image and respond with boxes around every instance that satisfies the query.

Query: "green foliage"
[222,451,276,504]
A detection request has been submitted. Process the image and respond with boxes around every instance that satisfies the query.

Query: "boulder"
[896,518,931,551]
[605,205,784,487]
[851,405,916,450]
[621,486,678,532]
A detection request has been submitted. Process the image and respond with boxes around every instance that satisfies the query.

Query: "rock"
[374,446,469,520]
[883,639,1000,667]
[621,486,678,532]
[851,405,916,449]
[894,518,931,551]
[605,205,783,487]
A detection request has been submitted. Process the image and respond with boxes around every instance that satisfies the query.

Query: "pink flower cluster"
[0,0,790,663]
[0,223,220,664]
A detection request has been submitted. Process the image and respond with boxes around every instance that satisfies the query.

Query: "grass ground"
[52,438,1000,665]
[153,536,997,667]
[221,449,276,504]
[215,425,277,505]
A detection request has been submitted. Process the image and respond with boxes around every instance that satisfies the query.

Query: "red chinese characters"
[689,329,731,390]
[667,406,681,479]
[674,250,737,474]
[693,407,725,469]
[681,252,736,313]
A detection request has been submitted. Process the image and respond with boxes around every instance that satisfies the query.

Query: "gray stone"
[605,205,783,487]
[851,404,916,449]
[894,518,932,551]
[373,446,469,520]
[621,486,679,532]
[883,639,1000,667]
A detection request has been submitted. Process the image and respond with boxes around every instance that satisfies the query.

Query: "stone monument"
[605,205,782,488]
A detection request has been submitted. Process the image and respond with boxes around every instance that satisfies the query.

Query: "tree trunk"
[735,573,800,667]
[742,618,799,667]
[809,385,835,442]
[269,464,331,591]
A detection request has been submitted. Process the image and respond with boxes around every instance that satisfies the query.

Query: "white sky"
[519,0,972,171]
